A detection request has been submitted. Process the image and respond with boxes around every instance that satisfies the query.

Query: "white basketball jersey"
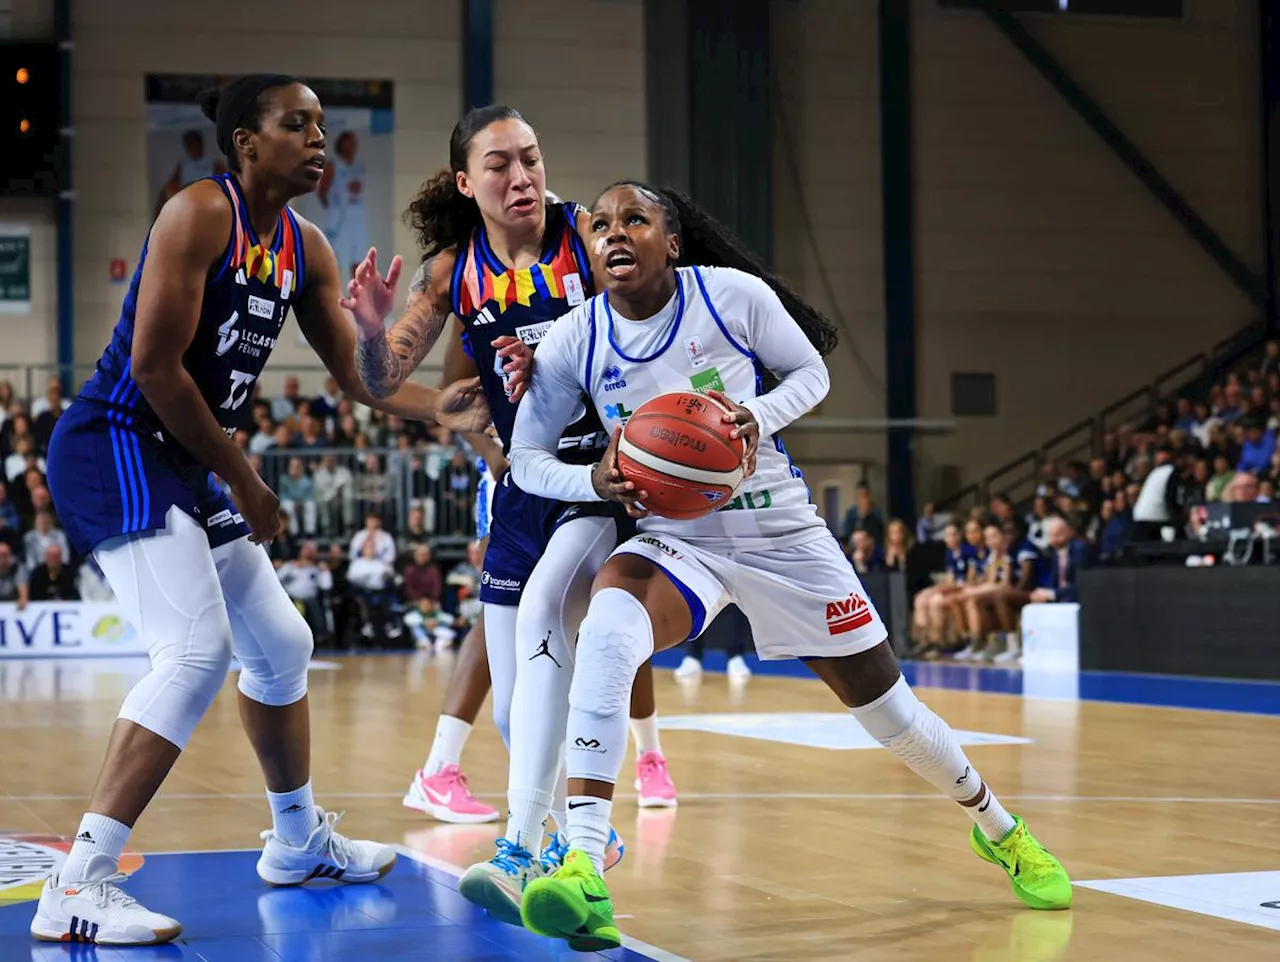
[332,158,365,209]
[578,266,827,550]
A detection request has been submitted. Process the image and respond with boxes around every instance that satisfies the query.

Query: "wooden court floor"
[2,653,1279,961]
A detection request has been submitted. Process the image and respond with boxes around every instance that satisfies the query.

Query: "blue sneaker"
[458,838,546,927]
[540,828,625,873]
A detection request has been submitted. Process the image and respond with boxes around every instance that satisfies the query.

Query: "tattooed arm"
[349,249,456,399]
[293,218,491,431]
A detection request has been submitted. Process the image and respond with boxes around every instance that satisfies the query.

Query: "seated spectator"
[404,596,449,650]
[77,556,116,602]
[1130,448,1179,541]
[883,519,913,572]
[0,542,29,609]
[400,505,431,558]
[271,374,303,423]
[1098,492,1131,562]
[849,529,885,575]
[1026,495,1051,549]
[441,451,475,535]
[29,544,78,601]
[294,415,326,451]
[1226,471,1262,503]
[313,454,354,536]
[311,376,343,426]
[278,456,317,535]
[29,376,71,420]
[24,510,69,571]
[402,545,443,605]
[249,412,277,455]
[0,481,18,529]
[1207,455,1235,501]
[277,541,333,645]
[354,453,393,527]
[5,436,44,484]
[346,538,399,643]
[448,540,484,593]
[1260,478,1275,503]
[1030,517,1089,605]
[349,512,396,568]
[1237,417,1276,476]
[840,481,885,545]
[915,502,939,544]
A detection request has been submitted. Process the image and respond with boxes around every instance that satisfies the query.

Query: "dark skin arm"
[130,180,280,543]
[292,221,491,432]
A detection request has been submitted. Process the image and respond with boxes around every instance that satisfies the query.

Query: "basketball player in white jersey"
[318,130,368,278]
[506,182,1072,951]
[152,129,225,221]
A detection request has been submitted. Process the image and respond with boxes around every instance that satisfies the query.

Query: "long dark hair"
[597,180,839,357]
[404,104,534,259]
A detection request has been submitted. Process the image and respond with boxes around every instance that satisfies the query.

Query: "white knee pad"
[96,508,235,750]
[569,587,655,719]
[213,536,314,707]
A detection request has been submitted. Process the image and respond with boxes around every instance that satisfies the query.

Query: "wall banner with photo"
[144,74,395,282]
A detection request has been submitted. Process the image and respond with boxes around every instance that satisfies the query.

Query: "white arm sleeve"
[509,317,602,503]
[714,269,830,438]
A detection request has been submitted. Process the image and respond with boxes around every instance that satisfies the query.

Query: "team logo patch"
[685,335,708,368]
[826,592,874,635]
[563,272,585,306]
[604,402,633,423]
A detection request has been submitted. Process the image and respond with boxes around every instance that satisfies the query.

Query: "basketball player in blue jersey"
[509,182,1070,950]
[31,75,493,947]
[344,106,676,921]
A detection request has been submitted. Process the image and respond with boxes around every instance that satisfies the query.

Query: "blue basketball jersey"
[79,173,306,447]
[450,201,605,464]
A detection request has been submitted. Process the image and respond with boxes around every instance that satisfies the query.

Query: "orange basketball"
[617,391,746,520]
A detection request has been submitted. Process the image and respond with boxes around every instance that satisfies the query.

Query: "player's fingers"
[508,380,527,403]
[385,254,403,289]
[338,297,355,312]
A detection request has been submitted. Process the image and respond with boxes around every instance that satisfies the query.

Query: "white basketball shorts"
[615,531,888,660]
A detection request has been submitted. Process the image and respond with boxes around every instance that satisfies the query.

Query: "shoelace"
[640,755,667,780]
[319,810,356,871]
[541,833,568,868]
[79,873,139,911]
[489,838,533,875]
[441,768,475,799]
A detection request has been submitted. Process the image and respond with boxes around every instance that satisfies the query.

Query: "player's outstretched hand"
[339,247,403,337]
[438,376,492,434]
[233,474,282,545]
[593,427,648,518]
[492,335,534,403]
[707,389,759,478]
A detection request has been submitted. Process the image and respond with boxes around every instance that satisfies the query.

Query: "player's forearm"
[354,263,449,400]
[465,431,507,475]
[742,356,829,438]
[134,367,257,489]
[510,444,600,503]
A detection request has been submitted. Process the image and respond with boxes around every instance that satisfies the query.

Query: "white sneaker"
[953,643,978,661]
[257,808,396,886]
[726,655,752,681]
[30,854,182,945]
[458,839,547,927]
[674,656,702,681]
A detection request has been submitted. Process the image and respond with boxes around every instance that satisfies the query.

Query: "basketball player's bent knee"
[570,587,655,719]
[119,600,234,750]
[235,596,314,707]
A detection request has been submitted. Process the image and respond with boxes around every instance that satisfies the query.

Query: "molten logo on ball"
[649,426,707,452]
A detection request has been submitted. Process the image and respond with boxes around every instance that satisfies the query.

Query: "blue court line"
[647,649,1280,717]
[0,849,668,962]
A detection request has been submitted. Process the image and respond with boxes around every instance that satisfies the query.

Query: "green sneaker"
[520,849,621,952]
[970,815,1072,910]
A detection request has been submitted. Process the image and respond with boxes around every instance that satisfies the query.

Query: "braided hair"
[596,180,840,357]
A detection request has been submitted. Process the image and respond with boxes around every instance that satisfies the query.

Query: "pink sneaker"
[633,750,678,808]
[402,764,500,824]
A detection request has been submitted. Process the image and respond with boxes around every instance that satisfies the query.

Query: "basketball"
[617,391,746,519]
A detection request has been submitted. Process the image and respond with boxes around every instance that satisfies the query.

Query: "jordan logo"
[528,630,561,668]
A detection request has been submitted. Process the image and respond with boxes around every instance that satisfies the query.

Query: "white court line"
[10,791,1280,805]
[392,844,693,962]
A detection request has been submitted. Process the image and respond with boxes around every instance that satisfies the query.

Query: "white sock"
[424,715,472,775]
[267,781,319,847]
[505,787,554,852]
[60,813,131,884]
[566,795,613,873]
[549,766,568,837]
[629,712,662,756]
[850,675,1017,841]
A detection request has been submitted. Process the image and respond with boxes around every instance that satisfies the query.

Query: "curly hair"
[595,181,840,357]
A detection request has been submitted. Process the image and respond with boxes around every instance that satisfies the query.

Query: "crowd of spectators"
[0,373,487,652]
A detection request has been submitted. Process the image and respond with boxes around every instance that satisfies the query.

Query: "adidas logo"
[75,831,94,844]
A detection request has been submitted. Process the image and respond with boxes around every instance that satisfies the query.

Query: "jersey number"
[220,370,257,411]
